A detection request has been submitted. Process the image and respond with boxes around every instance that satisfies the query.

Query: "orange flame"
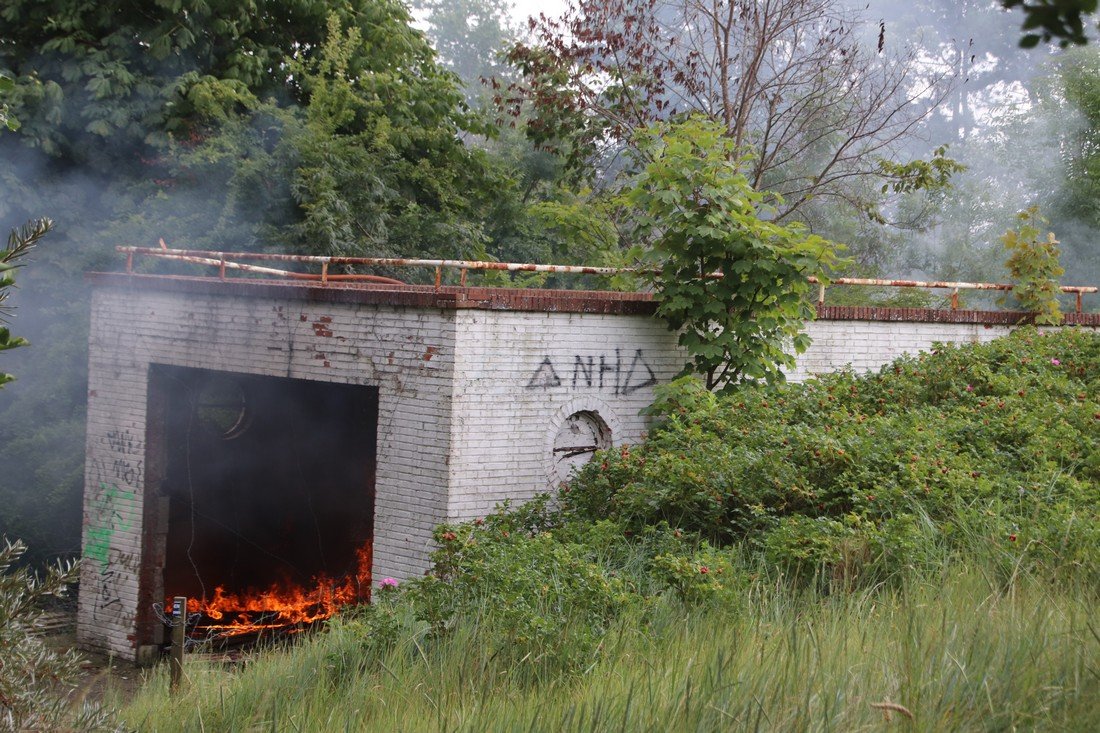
[180,543,372,638]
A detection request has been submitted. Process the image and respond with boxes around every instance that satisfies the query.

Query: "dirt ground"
[43,625,149,709]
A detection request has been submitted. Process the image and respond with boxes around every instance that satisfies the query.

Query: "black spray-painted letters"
[526,348,657,395]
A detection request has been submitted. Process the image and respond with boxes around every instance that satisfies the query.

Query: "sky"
[509,0,568,30]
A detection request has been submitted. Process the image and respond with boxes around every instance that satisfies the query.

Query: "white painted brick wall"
[79,281,1097,660]
[446,311,683,521]
[79,288,458,658]
[788,321,1015,381]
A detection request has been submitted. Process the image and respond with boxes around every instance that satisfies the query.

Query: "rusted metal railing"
[805,276,1097,313]
[117,247,1098,313]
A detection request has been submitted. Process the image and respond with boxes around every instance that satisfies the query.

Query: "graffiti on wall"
[85,427,143,624]
[84,483,135,572]
[527,348,658,395]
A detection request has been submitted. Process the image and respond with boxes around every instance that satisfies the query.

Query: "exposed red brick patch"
[815,304,1100,327]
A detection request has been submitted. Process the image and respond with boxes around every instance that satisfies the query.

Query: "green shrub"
[0,538,117,730]
[362,328,1099,679]
[333,498,640,685]
[1001,207,1065,325]
[564,327,1100,585]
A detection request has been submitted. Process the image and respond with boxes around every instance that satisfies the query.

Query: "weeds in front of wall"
[120,565,1100,732]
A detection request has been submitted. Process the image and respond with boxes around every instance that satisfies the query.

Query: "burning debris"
[176,544,372,643]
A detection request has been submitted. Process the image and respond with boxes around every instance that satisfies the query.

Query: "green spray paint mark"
[83,482,135,573]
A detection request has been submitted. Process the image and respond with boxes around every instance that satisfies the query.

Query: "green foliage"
[0,72,17,132]
[411,0,519,102]
[0,0,506,260]
[1033,47,1100,297]
[1052,50,1100,224]
[0,218,51,388]
[567,328,1100,586]
[137,9,502,261]
[877,146,967,197]
[407,505,638,681]
[625,117,839,390]
[1,538,116,730]
[1001,207,1065,324]
[1000,0,1097,47]
[0,0,406,158]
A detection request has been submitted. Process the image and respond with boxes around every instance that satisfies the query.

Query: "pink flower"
[965,384,973,392]
[1051,358,1061,366]
[379,577,399,589]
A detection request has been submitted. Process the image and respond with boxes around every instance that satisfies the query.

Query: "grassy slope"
[122,572,1099,731]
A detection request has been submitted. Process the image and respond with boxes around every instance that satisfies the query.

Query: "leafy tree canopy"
[412,0,520,99]
[0,0,520,262]
[1001,0,1097,47]
[0,1,463,158]
[626,117,839,390]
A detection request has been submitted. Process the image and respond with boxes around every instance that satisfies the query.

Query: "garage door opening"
[144,366,377,644]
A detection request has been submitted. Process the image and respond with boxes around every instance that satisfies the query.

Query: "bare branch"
[508,0,957,221]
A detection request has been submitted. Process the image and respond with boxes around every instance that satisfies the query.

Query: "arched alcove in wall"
[544,398,621,487]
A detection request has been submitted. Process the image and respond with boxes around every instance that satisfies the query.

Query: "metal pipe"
[115,247,1099,296]
[117,247,629,276]
[120,250,405,284]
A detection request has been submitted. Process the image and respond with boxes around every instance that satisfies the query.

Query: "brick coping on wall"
[86,273,1100,326]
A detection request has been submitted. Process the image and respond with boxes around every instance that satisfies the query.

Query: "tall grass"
[121,565,1100,732]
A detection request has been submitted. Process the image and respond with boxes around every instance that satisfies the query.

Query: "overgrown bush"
[565,327,1100,586]
[0,538,116,731]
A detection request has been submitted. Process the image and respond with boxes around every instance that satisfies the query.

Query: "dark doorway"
[148,366,377,626]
